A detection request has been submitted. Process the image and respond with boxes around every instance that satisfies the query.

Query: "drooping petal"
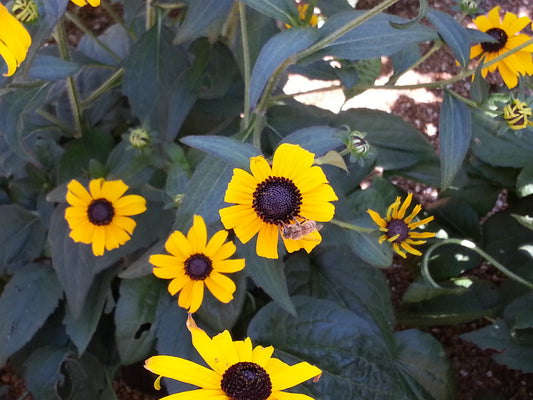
[144,356,220,389]
[269,362,322,391]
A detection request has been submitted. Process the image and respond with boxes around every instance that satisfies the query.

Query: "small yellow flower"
[469,6,533,88]
[286,3,318,28]
[219,143,338,259]
[0,3,32,77]
[70,0,100,7]
[65,178,147,256]
[503,99,533,130]
[144,314,322,400]
[150,215,245,314]
[367,193,435,258]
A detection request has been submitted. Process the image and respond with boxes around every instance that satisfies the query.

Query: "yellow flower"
[65,178,147,256]
[0,3,31,77]
[70,0,100,7]
[503,99,533,130]
[219,143,338,259]
[149,215,245,314]
[285,3,318,28]
[145,315,322,400]
[469,6,533,89]
[367,193,435,258]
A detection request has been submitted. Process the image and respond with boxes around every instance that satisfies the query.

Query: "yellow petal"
[210,241,239,262]
[487,6,501,28]
[166,230,191,259]
[112,215,136,235]
[114,194,147,216]
[299,201,335,222]
[101,179,128,202]
[89,178,104,199]
[272,392,318,400]
[293,166,330,193]
[392,242,407,258]
[144,356,220,389]
[91,226,106,256]
[188,215,207,253]
[186,315,227,375]
[207,271,236,296]
[156,389,227,400]
[401,241,423,256]
[204,276,234,304]
[204,229,229,258]
[150,254,181,272]
[501,13,530,36]
[66,179,93,206]
[234,337,253,362]
[272,143,314,179]
[250,155,272,182]
[213,258,245,273]
[397,193,412,219]
[219,205,262,244]
[188,280,205,313]
[256,222,279,259]
[270,362,322,391]
[251,345,274,368]
[167,274,190,295]
[367,209,387,228]
[178,281,195,310]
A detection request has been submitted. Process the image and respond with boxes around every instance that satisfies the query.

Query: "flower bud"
[12,0,39,23]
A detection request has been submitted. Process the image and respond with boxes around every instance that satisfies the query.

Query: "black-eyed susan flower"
[65,178,146,256]
[503,99,533,130]
[0,3,31,77]
[145,314,322,400]
[367,193,435,258]
[469,6,533,89]
[70,0,100,7]
[219,143,338,259]
[150,215,245,314]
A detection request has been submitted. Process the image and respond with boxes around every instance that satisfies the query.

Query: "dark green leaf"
[0,264,62,365]
[389,0,428,29]
[439,92,471,190]
[174,0,234,44]
[28,55,81,80]
[426,9,470,67]
[248,296,405,400]
[78,24,132,65]
[0,204,45,270]
[237,240,295,315]
[280,126,345,155]
[62,352,110,400]
[428,198,481,240]
[461,319,533,373]
[347,229,393,268]
[314,11,438,61]
[23,346,67,400]
[180,135,260,170]
[249,27,319,108]
[239,0,299,26]
[389,44,421,82]
[114,275,166,365]
[516,164,533,197]
[394,329,454,400]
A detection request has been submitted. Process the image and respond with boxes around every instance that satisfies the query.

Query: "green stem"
[295,0,400,61]
[444,87,479,108]
[303,0,317,26]
[146,0,156,30]
[330,218,376,233]
[239,2,251,128]
[65,11,122,63]
[100,0,137,41]
[388,41,444,85]
[422,238,533,290]
[81,68,124,107]
[55,19,83,138]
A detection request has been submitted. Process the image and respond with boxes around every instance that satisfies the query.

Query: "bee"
[281,219,322,241]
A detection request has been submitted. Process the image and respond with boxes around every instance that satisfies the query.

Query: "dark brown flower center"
[87,199,115,226]
[184,254,213,280]
[386,219,409,243]
[481,27,508,53]
[252,177,302,225]
[220,362,272,400]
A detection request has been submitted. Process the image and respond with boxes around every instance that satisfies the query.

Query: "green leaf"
[180,135,260,170]
[23,346,67,400]
[389,44,421,81]
[338,108,435,170]
[346,229,393,268]
[512,214,533,231]
[64,266,118,355]
[0,264,62,365]
[248,296,404,400]
[285,247,395,345]
[394,329,454,400]
[439,92,471,190]
[461,319,533,373]
[314,11,438,61]
[78,24,132,66]
[175,156,234,228]
[0,204,46,270]
[249,27,319,108]
[280,126,345,156]
[471,109,533,168]
[114,275,166,365]
[426,9,470,67]
[174,0,234,44]
[122,26,194,140]
[517,164,533,197]
[28,54,81,80]
[236,241,295,316]
[62,352,111,400]
[239,0,299,26]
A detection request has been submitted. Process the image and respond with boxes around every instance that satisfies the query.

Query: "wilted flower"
[503,99,533,130]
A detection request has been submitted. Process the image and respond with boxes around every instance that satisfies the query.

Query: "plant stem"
[65,11,122,63]
[239,2,251,128]
[330,218,376,233]
[81,68,124,107]
[146,0,156,30]
[55,19,83,138]
[422,239,533,290]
